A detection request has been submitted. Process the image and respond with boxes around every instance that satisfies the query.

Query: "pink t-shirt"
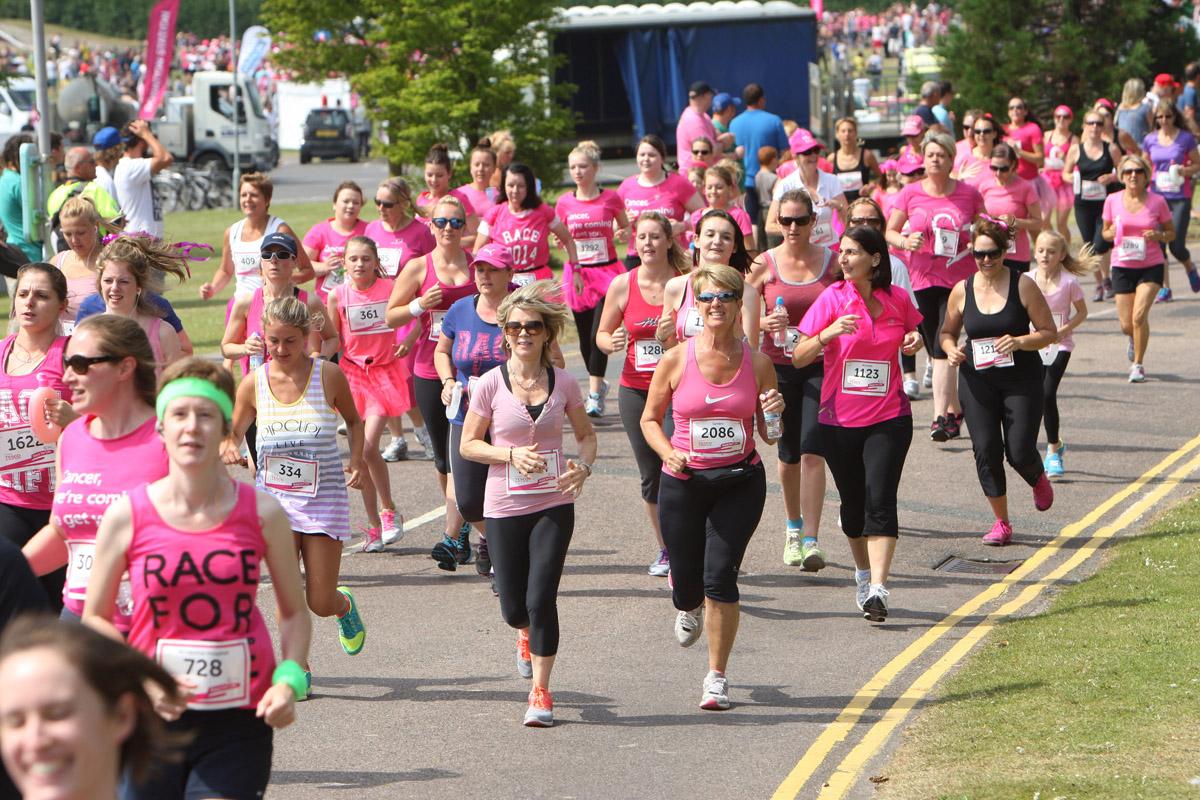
[1037,272,1084,352]
[467,365,584,518]
[1102,191,1171,269]
[416,187,477,221]
[364,218,436,279]
[953,150,988,187]
[482,203,557,272]
[302,218,369,302]
[554,189,624,266]
[457,184,496,215]
[978,174,1039,262]
[336,277,399,365]
[686,205,753,246]
[799,280,923,428]
[894,180,985,291]
[0,335,69,510]
[617,172,698,257]
[676,107,719,172]
[1004,121,1043,181]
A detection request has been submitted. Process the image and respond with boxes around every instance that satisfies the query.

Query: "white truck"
[152,72,277,172]
[0,77,38,146]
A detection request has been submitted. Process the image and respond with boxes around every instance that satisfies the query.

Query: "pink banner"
[812,0,823,18]
[138,0,179,120]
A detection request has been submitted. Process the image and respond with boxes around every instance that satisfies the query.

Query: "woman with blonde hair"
[51,196,104,331]
[1116,78,1153,155]
[488,129,517,190]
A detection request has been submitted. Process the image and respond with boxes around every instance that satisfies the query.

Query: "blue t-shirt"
[729,109,789,188]
[76,292,185,333]
[1178,85,1197,117]
[441,294,507,425]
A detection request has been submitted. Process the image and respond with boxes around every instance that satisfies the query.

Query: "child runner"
[687,163,756,252]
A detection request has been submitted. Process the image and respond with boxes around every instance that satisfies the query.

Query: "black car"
[299,108,356,163]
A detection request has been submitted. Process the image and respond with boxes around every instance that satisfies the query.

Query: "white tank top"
[229,215,284,297]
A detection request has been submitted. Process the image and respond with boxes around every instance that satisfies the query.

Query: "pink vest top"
[667,339,759,476]
[336,277,398,365]
[621,269,665,391]
[674,278,704,342]
[0,335,69,510]
[242,286,309,376]
[126,481,275,711]
[414,254,477,380]
[759,249,837,366]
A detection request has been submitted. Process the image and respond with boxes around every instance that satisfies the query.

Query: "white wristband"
[408,298,427,318]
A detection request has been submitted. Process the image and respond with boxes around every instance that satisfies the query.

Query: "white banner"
[238,26,272,76]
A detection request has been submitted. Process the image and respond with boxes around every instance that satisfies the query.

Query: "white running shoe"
[381,438,408,462]
[648,548,670,577]
[856,573,871,611]
[379,509,404,545]
[903,378,920,400]
[862,584,890,622]
[360,527,384,553]
[699,670,730,711]
[674,606,704,647]
[922,360,933,389]
[1129,363,1146,383]
[414,426,434,459]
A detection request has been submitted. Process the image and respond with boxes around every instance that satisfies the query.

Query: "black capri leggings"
[914,286,952,359]
[414,375,452,475]
[774,362,824,464]
[959,367,1045,498]
[572,299,608,380]
[0,503,62,612]
[1042,349,1071,445]
[1073,199,1112,255]
[449,424,489,523]
[486,504,574,657]
[658,463,767,610]
[618,385,672,503]
[1163,197,1192,263]
[820,416,912,538]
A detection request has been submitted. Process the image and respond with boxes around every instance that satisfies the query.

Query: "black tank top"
[833,147,869,203]
[1076,141,1115,197]
[963,270,1040,379]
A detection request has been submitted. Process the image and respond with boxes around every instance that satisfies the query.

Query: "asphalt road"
[239,273,1200,799]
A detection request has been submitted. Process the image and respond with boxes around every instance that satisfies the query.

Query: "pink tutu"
[341,356,414,418]
[564,261,624,312]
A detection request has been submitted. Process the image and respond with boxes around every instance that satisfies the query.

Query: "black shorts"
[1110,264,1165,294]
[773,362,824,463]
[913,286,952,359]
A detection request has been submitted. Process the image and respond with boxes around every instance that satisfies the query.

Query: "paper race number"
[262,455,318,497]
[689,418,746,457]
[157,638,251,710]
[505,449,561,494]
[841,359,890,396]
[633,339,664,371]
[347,300,389,334]
[971,337,1014,369]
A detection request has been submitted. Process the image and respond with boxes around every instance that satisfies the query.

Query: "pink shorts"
[564,261,624,312]
[341,357,413,418]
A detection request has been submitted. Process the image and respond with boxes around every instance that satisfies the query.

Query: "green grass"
[878,496,1200,800]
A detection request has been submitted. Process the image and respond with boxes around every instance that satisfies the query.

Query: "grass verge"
[876,494,1200,800]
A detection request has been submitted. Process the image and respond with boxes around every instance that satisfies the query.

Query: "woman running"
[641,263,783,711]
[460,282,597,727]
[1042,106,1077,240]
[1142,100,1200,301]
[1032,230,1093,479]
[225,295,366,684]
[477,162,579,286]
[84,358,311,800]
[617,134,703,268]
[831,117,880,204]
[750,189,838,571]
[941,218,1058,546]
[458,138,499,219]
[687,162,756,252]
[555,140,630,418]
[977,142,1043,273]
[303,180,369,304]
[387,195,480,569]
[1103,154,1175,383]
[885,131,985,442]
[794,225,923,621]
[766,129,849,249]
[97,236,188,369]
[23,315,169,626]
[51,197,104,333]
[0,265,74,610]
[1062,109,1121,301]
[953,113,999,186]
[1004,97,1045,184]
[416,144,479,236]
[597,213,689,577]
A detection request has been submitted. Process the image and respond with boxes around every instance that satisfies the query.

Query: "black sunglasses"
[973,128,996,135]
[778,215,812,228]
[1009,104,1026,110]
[431,217,467,230]
[374,199,397,208]
[1122,168,1147,176]
[503,320,546,335]
[972,248,1002,260]
[64,354,121,374]
[1084,120,1103,126]
[692,149,712,156]
[990,164,1012,173]
[849,216,882,226]
[696,290,739,303]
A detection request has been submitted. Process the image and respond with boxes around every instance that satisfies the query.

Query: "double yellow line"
[771,432,1200,800]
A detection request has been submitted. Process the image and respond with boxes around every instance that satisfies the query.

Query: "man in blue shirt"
[729,83,789,231]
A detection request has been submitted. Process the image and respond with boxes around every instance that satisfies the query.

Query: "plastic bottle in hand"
[772,297,788,348]
[29,372,64,444]
[762,392,783,440]
[445,380,463,420]
[247,333,265,371]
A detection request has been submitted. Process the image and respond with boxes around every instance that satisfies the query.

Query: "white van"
[0,78,37,146]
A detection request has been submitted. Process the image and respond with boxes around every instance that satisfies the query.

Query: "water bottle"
[445,380,463,420]
[1169,161,1182,187]
[29,372,64,444]
[117,578,134,617]
[247,333,264,371]
[764,409,783,440]
[772,297,788,349]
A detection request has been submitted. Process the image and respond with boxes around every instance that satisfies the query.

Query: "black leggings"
[1042,350,1071,444]
[572,299,608,379]
[914,286,952,359]
[449,424,489,523]
[414,375,451,475]
[1163,197,1192,263]
[658,464,766,610]
[959,367,1044,497]
[820,417,912,538]
[486,504,574,657]
[0,503,62,612]
[618,385,672,503]
[1074,199,1111,255]
[774,362,823,464]
[901,352,916,373]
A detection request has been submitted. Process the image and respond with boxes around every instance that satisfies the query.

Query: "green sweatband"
[156,377,234,423]
[272,659,307,701]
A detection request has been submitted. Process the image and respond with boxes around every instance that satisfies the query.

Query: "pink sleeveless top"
[759,249,837,366]
[674,278,704,342]
[414,254,477,380]
[621,269,665,391]
[52,251,95,333]
[242,287,309,376]
[126,481,276,711]
[0,335,70,510]
[666,338,759,477]
[336,277,398,366]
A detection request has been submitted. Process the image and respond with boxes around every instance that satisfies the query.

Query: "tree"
[261,0,577,180]
[937,0,1200,121]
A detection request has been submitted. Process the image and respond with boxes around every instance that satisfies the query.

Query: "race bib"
[689,418,746,457]
[513,271,537,287]
[347,300,388,334]
[235,253,259,277]
[933,226,959,258]
[682,307,704,338]
[65,540,96,600]
[1155,171,1183,193]
[505,449,561,494]
[156,638,251,710]
[1118,236,1147,262]
[1044,155,1065,171]
[378,248,403,277]
[782,328,801,357]
[428,311,446,341]
[60,318,75,336]
[971,337,1014,369]
[0,425,55,476]
[1039,341,1059,366]
[576,237,609,265]
[633,339,664,371]
[841,359,890,396]
[1080,179,1106,201]
[1007,233,1018,255]
[262,455,318,497]
[836,170,864,192]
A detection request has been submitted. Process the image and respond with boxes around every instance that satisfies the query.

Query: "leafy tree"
[937,0,1200,121]
[262,0,576,180]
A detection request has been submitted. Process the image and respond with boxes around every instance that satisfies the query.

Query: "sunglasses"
[261,250,294,261]
[989,164,1012,173]
[503,320,546,335]
[1055,114,1072,119]
[692,149,712,156]
[1009,104,1026,110]
[374,199,397,208]
[431,216,467,230]
[63,353,121,374]
[973,128,996,135]
[972,248,1002,260]
[778,215,812,228]
[1122,168,1147,176]
[849,216,882,226]
[696,290,739,303]
[1084,120,1103,126]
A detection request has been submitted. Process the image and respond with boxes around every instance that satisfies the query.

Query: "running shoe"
[700,670,731,711]
[360,526,383,553]
[648,548,670,577]
[982,518,1013,546]
[475,534,491,577]
[944,412,963,439]
[1127,336,1135,363]
[1155,287,1173,303]
[783,529,804,566]
[1103,278,1114,300]
[297,669,312,702]
[922,360,933,388]
[1092,283,1105,302]
[1129,363,1146,383]
[1188,267,1200,293]
[1044,445,1065,478]
[381,438,409,462]
[336,587,366,655]
[431,524,473,571]
[379,509,404,545]
[414,426,434,459]
[1033,472,1054,511]
[862,585,889,622]
[903,378,920,400]
[800,540,826,572]
[675,606,704,647]
[524,686,554,727]
[516,629,533,679]
[930,415,949,442]
[856,573,871,611]
[584,380,609,418]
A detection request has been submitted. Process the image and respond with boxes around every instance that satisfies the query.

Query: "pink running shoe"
[1033,473,1054,511]
[982,518,1013,546]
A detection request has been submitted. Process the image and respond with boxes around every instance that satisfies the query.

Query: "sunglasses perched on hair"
[692,148,712,156]
[431,216,467,230]
[261,250,294,261]
[63,354,121,374]
[696,290,739,303]
[778,215,812,228]
[503,320,546,335]
[1122,167,1147,176]
[972,248,1002,260]
[849,216,882,226]
[374,199,397,208]
[989,164,1012,173]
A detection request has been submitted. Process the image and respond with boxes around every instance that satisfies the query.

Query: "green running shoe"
[336,586,365,655]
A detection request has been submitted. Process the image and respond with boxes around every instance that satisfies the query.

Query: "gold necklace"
[509,364,543,391]
[9,339,45,364]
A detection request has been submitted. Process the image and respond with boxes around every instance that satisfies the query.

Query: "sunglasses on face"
[778,215,812,228]
[261,250,294,261]
[431,216,467,230]
[1122,168,1146,176]
[849,216,882,226]
[972,248,1002,260]
[63,353,121,374]
[1084,120,1103,126]
[1009,104,1026,110]
[974,128,996,135]
[374,199,397,208]
[990,164,1012,173]
[1155,115,1172,120]
[503,320,546,335]
[696,290,739,303]
[692,149,711,156]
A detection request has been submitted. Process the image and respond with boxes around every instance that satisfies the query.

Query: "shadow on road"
[271,768,458,788]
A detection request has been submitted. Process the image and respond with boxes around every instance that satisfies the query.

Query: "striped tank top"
[254,359,351,540]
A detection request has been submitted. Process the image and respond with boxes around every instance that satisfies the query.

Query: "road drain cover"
[934,556,1024,574]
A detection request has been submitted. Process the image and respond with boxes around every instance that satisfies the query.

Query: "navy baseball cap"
[260,232,298,257]
[92,126,121,149]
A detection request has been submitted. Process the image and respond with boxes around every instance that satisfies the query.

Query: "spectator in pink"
[676,82,732,174]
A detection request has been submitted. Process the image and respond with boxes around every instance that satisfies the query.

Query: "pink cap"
[1054,104,1072,117]
[901,114,926,137]
[897,152,924,175]
[1155,73,1174,86]
[1095,97,1115,111]
[789,128,825,154]
[471,242,514,271]
[880,159,899,173]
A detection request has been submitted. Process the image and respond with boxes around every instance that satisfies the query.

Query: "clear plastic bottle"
[247,333,264,371]
[764,409,783,440]
[772,296,788,349]
[445,380,463,420]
